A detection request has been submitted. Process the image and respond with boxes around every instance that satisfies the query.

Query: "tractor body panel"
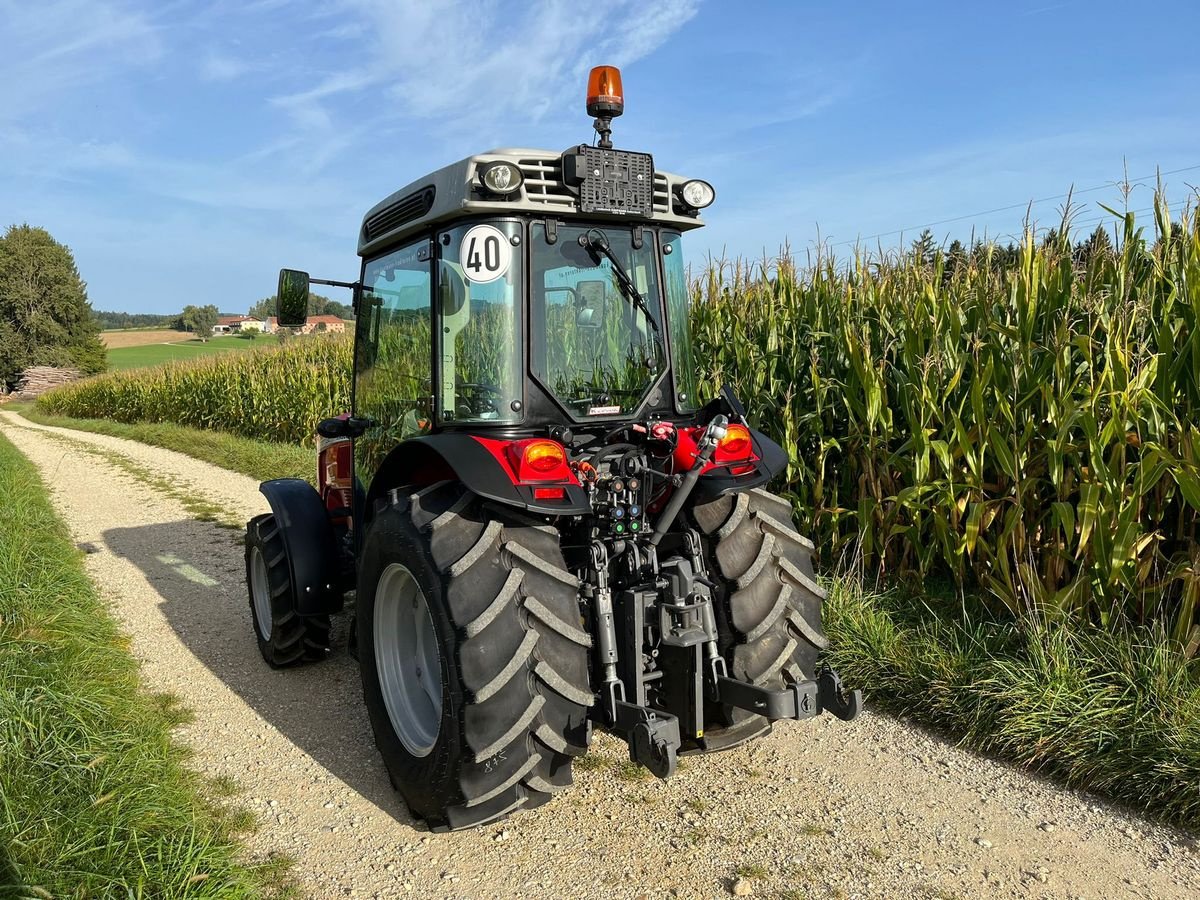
[363,433,591,520]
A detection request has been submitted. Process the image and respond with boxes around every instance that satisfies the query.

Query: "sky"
[3,0,1199,315]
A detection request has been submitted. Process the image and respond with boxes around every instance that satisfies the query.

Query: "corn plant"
[693,197,1200,644]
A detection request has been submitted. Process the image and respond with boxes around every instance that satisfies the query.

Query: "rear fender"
[364,434,591,518]
[692,428,788,503]
[259,478,344,614]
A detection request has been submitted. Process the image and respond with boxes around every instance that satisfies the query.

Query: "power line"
[828,163,1200,249]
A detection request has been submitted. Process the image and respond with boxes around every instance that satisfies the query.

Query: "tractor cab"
[253,66,860,833]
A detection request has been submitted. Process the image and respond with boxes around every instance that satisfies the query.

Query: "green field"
[107,334,268,370]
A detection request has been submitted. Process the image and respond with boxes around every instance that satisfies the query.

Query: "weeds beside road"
[0,430,284,897]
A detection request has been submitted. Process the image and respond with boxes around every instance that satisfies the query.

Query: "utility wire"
[828,163,1200,249]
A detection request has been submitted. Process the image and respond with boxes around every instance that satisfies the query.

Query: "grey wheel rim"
[249,546,272,641]
[374,563,442,757]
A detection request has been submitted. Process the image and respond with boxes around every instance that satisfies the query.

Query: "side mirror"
[277,268,310,327]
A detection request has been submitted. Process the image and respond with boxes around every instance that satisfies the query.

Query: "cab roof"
[357,146,706,257]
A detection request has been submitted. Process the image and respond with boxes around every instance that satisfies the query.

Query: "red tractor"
[245,66,860,831]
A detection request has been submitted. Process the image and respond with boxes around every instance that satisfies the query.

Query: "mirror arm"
[310,277,361,290]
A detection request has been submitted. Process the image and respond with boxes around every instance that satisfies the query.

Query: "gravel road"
[2,410,1197,900]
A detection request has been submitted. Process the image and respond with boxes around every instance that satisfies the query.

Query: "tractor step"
[713,667,862,722]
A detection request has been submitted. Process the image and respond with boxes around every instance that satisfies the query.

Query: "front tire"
[244,513,331,667]
[689,488,829,752]
[358,483,593,831]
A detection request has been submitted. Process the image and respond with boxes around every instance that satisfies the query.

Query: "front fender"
[259,478,344,614]
[364,434,591,517]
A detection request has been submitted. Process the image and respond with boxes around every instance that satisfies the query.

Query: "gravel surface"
[3,410,1198,900]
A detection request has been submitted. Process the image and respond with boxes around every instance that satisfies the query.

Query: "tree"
[910,229,936,266]
[0,224,106,387]
[181,304,220,341]
[1074,224,1114,266]
[943,238,968,284]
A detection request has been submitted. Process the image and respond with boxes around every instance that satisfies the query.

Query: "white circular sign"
[459,224,512,283]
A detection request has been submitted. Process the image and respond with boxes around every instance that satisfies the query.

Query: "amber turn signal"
[522,439,567,473]
[718,423,753,459]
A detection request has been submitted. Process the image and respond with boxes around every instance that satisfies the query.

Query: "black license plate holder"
[578,147,654,216]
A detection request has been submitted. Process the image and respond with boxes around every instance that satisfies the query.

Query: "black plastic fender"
[364,434,591,518]
[258,478,343,614]
[692,428,788,502]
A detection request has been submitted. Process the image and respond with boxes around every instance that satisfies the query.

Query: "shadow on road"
[102,518,417,827]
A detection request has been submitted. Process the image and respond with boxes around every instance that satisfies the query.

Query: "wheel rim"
[374,563,442,757]
[249,546,272,641]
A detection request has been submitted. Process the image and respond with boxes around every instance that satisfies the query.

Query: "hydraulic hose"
[647,415,728,547]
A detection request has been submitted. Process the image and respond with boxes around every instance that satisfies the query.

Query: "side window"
[661,232,698,411]
[355,239,432,478]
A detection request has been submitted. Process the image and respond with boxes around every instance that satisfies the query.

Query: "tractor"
[245,66,861,832]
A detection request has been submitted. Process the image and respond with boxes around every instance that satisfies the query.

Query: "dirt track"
[2,410,1197,900]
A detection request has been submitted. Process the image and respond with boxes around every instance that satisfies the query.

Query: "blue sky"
[3,0,1199,314]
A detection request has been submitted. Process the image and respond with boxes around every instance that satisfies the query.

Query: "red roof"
[306,315,345,324]
[217,315,257,326]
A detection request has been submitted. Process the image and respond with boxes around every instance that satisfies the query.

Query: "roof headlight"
[480,161,523,196]
[678,179,715,210]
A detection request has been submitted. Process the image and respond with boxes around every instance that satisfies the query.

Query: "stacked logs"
[7,367,83,401]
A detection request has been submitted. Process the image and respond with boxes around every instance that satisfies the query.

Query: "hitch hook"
[817,667,862,722]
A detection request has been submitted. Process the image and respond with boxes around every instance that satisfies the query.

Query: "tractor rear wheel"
[358,482,593,831]
[244,513,331,667]
[689,488,828,752]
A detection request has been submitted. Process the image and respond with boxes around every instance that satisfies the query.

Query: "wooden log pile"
[8,366,83,400]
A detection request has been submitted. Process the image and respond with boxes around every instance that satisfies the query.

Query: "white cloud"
[270,0,700,129]
[201,53,251,82]
[0,0,161,122]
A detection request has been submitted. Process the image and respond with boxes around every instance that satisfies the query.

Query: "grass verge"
[825,580,1200,828]
[11,404,314,485]
[0,431,289,897]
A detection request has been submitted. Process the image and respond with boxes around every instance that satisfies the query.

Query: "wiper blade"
[582,230,664,363]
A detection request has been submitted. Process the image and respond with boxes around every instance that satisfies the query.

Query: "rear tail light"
[507,438,573,483]
[522,440,566,473]
[718,423,753,460]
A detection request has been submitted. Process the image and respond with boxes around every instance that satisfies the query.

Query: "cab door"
[353,237,434,485]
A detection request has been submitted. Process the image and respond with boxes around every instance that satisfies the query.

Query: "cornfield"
[37,334,352,444]
[38,200,1200,640]
[694,197,1200,643]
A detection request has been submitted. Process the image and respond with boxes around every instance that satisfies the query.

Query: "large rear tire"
[245,513,331,667]
[358,482,593,831]
[689,488,828,752]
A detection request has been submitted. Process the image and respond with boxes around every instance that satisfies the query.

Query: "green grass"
[825,578,1200,827]
[12,404,315,486]
[0,432,288,896]
[107,334,267,370]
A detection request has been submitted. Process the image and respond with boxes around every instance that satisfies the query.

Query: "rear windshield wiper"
[582,230,665,365]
